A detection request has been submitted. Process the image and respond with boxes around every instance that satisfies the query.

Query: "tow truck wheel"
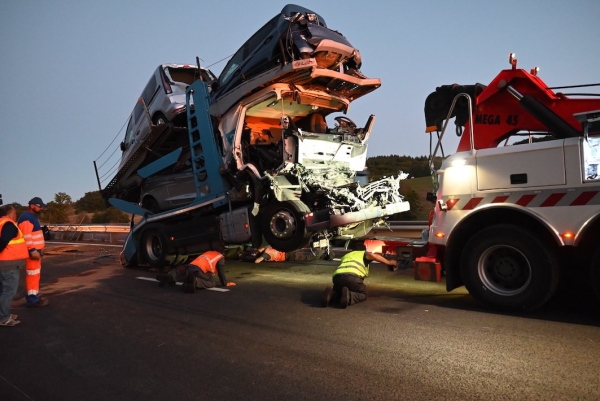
[590,248,600,303]
[261,200,311,252]
[460,224,559,312]
[139,228,177,268]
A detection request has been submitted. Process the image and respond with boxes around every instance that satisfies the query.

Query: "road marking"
[135,276,230,292]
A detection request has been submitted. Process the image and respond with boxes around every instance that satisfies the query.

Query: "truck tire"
[460,224,559,312]
[261,200,311,252]
[139,228,176,268]
[590,248,600,303]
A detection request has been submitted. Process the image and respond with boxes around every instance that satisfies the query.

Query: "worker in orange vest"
[254,246,287,264]
[0,205,29,326]
[17,197,49,308]
[157,250,236,293]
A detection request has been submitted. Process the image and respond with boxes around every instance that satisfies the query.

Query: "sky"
[1,0,599,206]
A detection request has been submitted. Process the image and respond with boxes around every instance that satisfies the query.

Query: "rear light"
[170,105,186,116]
[161,69,172,94]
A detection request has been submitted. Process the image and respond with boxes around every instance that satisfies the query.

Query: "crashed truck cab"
[216,83,409,252]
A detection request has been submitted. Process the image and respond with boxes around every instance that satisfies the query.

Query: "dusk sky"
[1,0,599,206]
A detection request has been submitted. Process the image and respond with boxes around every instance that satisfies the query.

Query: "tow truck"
[395,54,600,311]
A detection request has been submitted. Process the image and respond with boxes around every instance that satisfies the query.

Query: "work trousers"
[25,258,42,300]
[0,269,19,322]
[332,273,367,305]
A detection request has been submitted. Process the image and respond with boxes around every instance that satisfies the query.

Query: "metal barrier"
[47,224,130,244]
[46,221,428,245]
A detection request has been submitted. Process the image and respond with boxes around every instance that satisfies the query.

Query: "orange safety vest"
[17,212,45,251]
[262,247,287,262]
[0,218,29,261]
[189,251,224,274]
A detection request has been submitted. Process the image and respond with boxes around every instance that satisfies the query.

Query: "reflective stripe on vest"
[17,216,45,251]
[0,218,29,261]
[191,251,224,274]
[333,251,369,278]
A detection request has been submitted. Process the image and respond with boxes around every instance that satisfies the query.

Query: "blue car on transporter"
[209,4,368,116]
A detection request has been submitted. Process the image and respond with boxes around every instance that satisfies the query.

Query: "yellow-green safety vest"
[333,251,369,278]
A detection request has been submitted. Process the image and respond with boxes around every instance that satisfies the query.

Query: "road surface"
[1,243,599,400]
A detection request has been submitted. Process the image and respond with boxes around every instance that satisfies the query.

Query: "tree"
[45,192,72,224]
[75,191,107,213]
[91,207,130,224]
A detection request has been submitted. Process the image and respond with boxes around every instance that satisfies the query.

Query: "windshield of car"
[165,67,199,87]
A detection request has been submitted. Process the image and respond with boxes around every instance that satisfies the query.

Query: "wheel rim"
[268,209,297,240]
[144,233,163,262]
[478,245,532,296]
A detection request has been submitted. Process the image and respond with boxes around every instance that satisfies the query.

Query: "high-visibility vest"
[189,251,224,274]
[0,218,29,262]
[333,251,369,278]
[262,247,286,262]
[17,211,45,251]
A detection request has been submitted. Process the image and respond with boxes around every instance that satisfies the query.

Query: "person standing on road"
[0,205,29,326]
[321,244,397,308]
[18,197,49,308]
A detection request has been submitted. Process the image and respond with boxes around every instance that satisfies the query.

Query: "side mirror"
[426,192,437,203]
[120,141,127,151]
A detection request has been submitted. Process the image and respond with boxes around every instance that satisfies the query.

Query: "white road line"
[135,276,230,292]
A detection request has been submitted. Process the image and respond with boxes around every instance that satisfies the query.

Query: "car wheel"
[261,200,311,252]
[139,228,177,268]
[142,197,160,214]
[153,112,170,126]
[460,224,559,312]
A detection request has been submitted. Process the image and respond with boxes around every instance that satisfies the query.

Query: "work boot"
[26,297,49,308]
[340,287,350,309]
[321,286,333,307]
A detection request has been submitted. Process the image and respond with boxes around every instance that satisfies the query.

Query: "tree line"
[7,191,129,225]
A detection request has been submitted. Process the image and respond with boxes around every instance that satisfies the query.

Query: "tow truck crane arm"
[424,54,600,151]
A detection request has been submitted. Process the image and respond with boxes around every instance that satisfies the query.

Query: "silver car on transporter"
[114,64,216,197]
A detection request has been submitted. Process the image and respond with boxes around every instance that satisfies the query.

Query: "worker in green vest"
[321,244,397,308]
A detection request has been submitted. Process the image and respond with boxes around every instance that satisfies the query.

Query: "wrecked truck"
[110,75,409,267]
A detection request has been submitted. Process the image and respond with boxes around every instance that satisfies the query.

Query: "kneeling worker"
[175,250,236,293]
[321,244,397,308]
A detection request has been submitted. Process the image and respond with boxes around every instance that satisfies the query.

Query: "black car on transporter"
[209,4,366,116]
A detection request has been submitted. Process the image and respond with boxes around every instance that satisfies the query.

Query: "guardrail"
[47,221,428,245]
[47,224,130,244]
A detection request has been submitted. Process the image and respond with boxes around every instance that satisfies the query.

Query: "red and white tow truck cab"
[419,54,600,311]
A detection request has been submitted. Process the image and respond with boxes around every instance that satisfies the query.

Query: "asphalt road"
[1,243,599,401]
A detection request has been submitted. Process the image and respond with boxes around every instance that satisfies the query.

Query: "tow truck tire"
[261,200,311,252]
[590,248,600,303]
[139,228,177,268]
[460,224,559,312]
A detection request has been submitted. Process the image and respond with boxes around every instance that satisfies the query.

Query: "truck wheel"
[261,200,311,252]
[139,228,176,267]
[460,224,559,312]
[590,248,600,303]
